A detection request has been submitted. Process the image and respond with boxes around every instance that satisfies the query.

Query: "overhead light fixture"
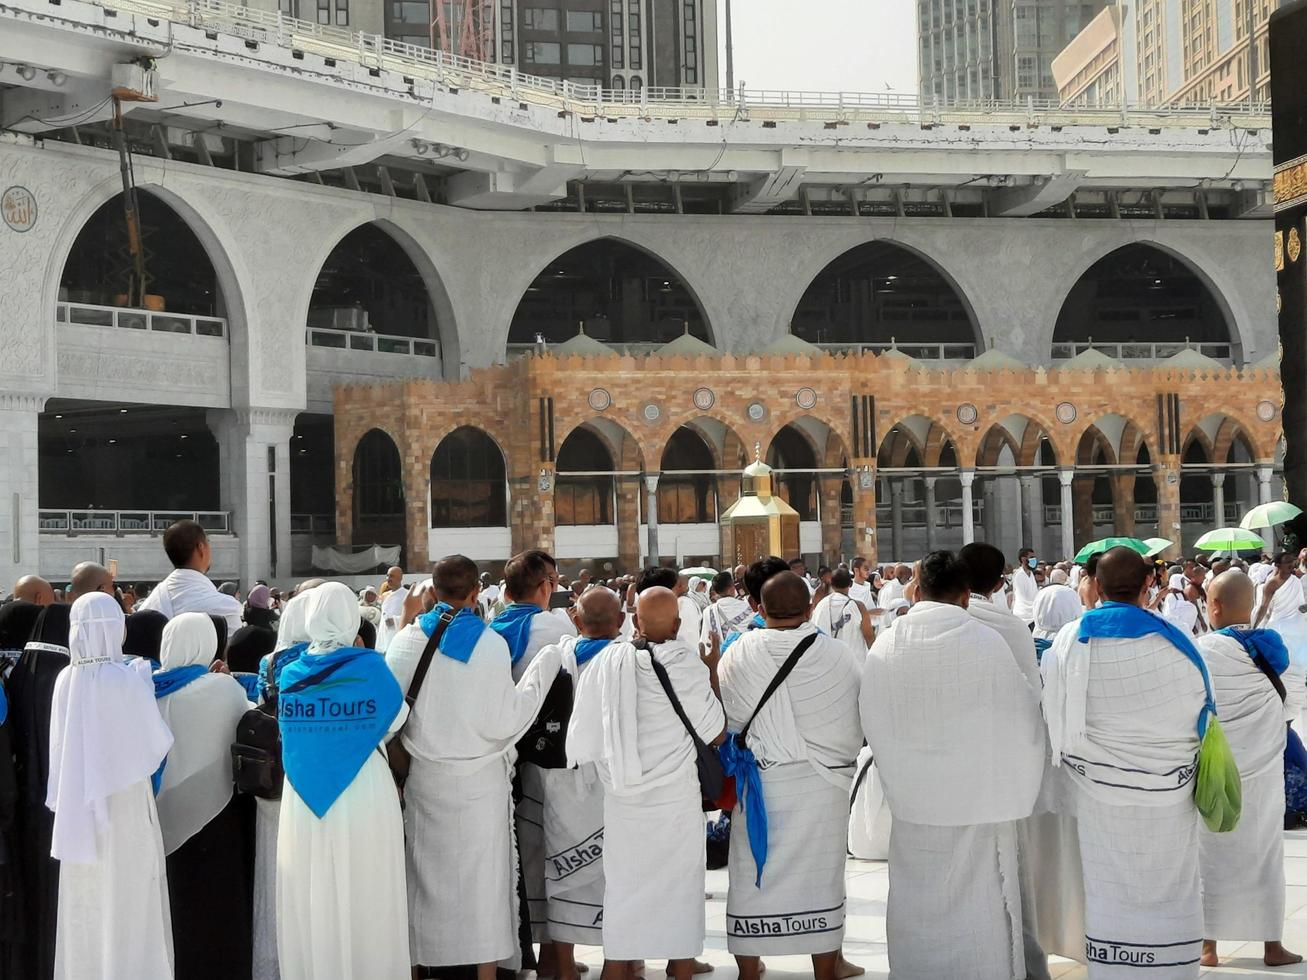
[119,408,128,413]
[54,414,63,419]
[16,65,36,81]
[46,70,66,87]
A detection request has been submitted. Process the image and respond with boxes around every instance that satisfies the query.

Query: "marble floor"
[568,830,1307,978]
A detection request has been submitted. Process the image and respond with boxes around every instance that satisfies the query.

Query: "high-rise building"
[1052,0,1282,106]
[918,0,1107,103]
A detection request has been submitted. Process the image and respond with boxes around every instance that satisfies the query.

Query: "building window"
[566,9,603,31]
[630,74,642,90]
[612,42,624,67]
[280,0,295,15]
[567,42,603,66]
[522,7,559,30]
[524,40,562,63]
[501,0,514,61]
[684,0,698,83]
[335,0,348,25]
[612,74,625,88]
[317,0,329,24]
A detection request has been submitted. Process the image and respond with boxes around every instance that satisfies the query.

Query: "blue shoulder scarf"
[149,664,211,794]
[419,604,487,663]
[278,646,403,818]
[1216,626,1290,676]
[573,637,611,668]
[1078,602,1216,738]
[257,642,309,702]
[721,613,765,653]
[1033,636,1054,664]
[490,603,544,665]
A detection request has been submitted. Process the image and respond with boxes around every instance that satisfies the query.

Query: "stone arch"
[352,427,407,558]
[787,239,983,353]
[1052,241,1241,364]
[47,177,252,402]
[877,413,963,466]
[766,423,822,522]
[976,415,1060,468]
[429,426,509,528]
[555,425,618,527]
[306,218,460,379]
[507,236,716,350]
[659,425,719,524]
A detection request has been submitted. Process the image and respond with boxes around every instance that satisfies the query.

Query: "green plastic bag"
[1194,716,1242,833]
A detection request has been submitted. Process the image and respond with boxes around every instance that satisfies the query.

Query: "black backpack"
[231,650,293,800]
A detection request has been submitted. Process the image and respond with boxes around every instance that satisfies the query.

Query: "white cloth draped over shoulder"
[154,613,253,854]
[1197,630,1288,940]
[1034,586,1082,641]
[1012,568,1039,624]
[719,624,863,956]
[701,596,753,649]
[376,585,410,653]
[677,596,702,649]
[386,617,562,967]
[968,593,1042,693]
[568,640,724,961]
[810,593,870,661]
[47,592,176,980]
[137,567,243,634]
[1258,576,1307,666]
[860,601,1046,826]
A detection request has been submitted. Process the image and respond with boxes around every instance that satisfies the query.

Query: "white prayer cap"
[304,581,363,653]
[160,612,218,671]
[1033,584,1081,639]
[1049,569,1069,585]
[1169,573,1187,592]
[1250,562,1273,585]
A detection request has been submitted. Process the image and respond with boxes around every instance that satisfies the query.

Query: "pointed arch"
[353,427,406,550]
[430,426,508,528]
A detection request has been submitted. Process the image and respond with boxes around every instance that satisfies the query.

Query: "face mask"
[1027,558,1038,570]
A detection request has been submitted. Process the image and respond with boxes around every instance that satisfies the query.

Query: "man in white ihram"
[860,550,1046,979]
[1011,548,1040,625]
[809,568,877,659]
[567,587,725,980]
[137,519,242,633]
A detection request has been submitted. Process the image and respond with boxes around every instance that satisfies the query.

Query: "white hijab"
[46,593,174,863]
[155,613,252,854]
[275,592,313,651]
[304,582,362,653]
[1033,584,1082,640]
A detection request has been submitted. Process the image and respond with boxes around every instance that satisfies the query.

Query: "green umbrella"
[1143,537,1173,557]
[1073,537,1151,564]
[1194,527,1267,552]
[679,566,717,580]
[1240,501,1303,530]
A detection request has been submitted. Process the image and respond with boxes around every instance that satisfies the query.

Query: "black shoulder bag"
[231,648,297,800]
[651,631,818,811]
[387,610,455,787]
[516,666,575,770]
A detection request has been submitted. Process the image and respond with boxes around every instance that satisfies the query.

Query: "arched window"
[310,224,436,339]
[1054,244,1233,360]
[354,429,404,521]
[768,426,819,521]
[792,242,977,354]
[430,427,507,527]
[556,428,615,525]
[660,428,715,523]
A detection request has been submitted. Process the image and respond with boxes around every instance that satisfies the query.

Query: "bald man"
[67,562,114,602]
[1197,571,1301,968]
[533,588,624,979]
[1042,547,1209,978]
[376,567,409,653]
[719,572,863,980]
[568,586,725,980]
[13,575,54,606]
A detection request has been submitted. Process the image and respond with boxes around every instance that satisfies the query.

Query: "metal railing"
[57,301,226,337]
[506,341,667,358]
[818,342,977,360]
[1038,502,1245,524]
[38,509,231,534]
[874,501,982,527]
[306,327,439,357]
[290,514,335,535]
[69,0,1272,129]
[1051,341,1234,361]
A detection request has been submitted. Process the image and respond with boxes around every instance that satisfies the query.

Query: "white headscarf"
[46,593,174,863]
[1033,584,1082,640]
[303,582,362,653]
[275,592,313,651]
[154,613,252,854]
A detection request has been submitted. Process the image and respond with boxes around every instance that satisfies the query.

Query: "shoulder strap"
[740,631,819,739]
[408,611,455,702]
[649,651,710,750]
[1250,649,1289,703]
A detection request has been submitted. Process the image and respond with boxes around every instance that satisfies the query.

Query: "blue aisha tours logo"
[280,667,379,721]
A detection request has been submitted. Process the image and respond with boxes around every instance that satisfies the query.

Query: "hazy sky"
[724,0,919,96]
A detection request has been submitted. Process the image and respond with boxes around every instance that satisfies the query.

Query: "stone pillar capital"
[643,472,661,494]
[958,468,976,488]
[1209,472,1226,488]
[1057,468,1075,488]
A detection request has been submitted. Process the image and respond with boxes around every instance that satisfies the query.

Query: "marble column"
[981,479,998,544]
[959,469,976,545]
[1257,466,1275,552]
[1058,469,1075,561]
[645,473,661,565]
[890,480,905,560]
[1210,472,1226,528]
[208,408,297,584]
[1019,474,1036,549]
[0,395,44,589]
[923,477,939,552]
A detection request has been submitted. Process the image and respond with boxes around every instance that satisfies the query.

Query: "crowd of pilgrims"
[2,517,1307,979]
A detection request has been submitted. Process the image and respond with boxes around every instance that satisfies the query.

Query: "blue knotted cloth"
[490,603,545,666]
[420,603,487,662]
[573,637,611,668]
[721,613,765,653]
[718,735,768,885]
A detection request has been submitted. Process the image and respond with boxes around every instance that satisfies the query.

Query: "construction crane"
[108,58,160,309]
[432,0,496,62]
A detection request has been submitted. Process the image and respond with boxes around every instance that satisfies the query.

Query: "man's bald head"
[1095,547,1150,605]
[13,575,54,606]
[576,587,623,640]
[634,586,680,644]
[69,562,114,601]
[760,572,812,625]
[291,578,326,598]
[1208,569,1256,628]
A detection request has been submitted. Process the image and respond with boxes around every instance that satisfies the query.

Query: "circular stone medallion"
[587,388,612,412]
[955,402,978,425]
[795,387,818,410]
[642,402,661,423]
[1055,402,1077,425]
[692,387,715,411]
[746,401,766,422]
[1257,400,1278,422]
